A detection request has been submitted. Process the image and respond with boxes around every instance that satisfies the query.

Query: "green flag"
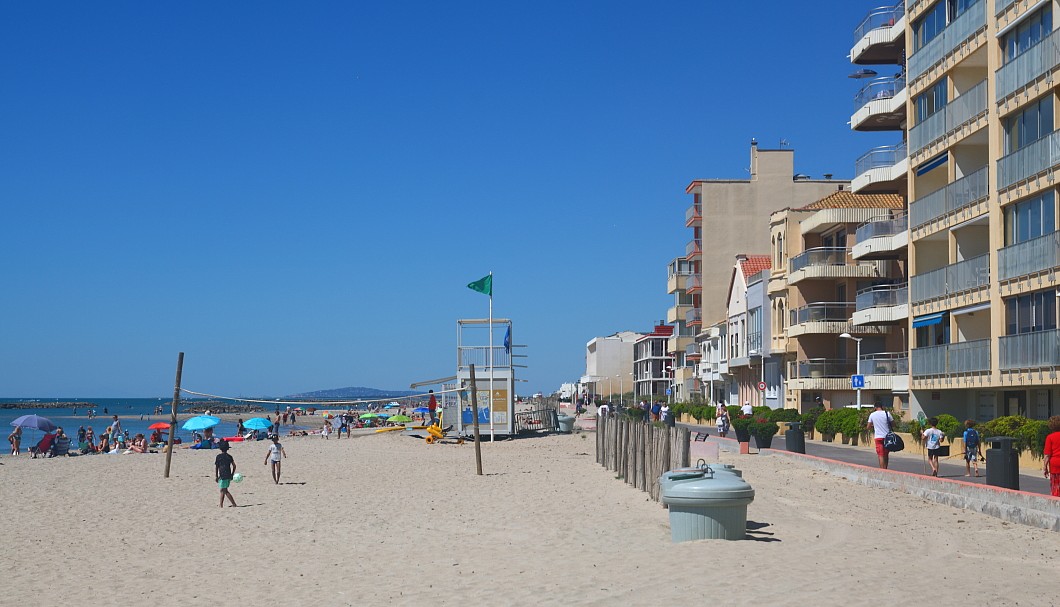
[467,274,492,297]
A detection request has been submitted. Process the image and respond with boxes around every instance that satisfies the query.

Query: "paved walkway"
[676,422,1053,497]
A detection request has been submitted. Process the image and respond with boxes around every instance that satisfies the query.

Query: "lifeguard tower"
[452,318,514,438]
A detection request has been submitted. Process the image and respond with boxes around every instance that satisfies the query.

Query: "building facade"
[580,331,640,401]
[634,324,675,402]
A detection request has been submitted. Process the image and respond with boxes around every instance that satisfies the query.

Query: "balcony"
[853,284,909,325]
[996,0,1018,15]
[685,343,702,360]
[853,213,908,259]
[685,239,702,261]
[999,231,1060,282]
[1000,328,1060,370]
[853,142,908,193]
[909,166,989,230]
[997,130,1060,191]
[667,304,692,324]
[788,248,891,285]
[995,27,1060,102]
[686,308,702,328]
[908,80,987,155]
[858,352,910,391]
[788,302,855,337]
[907,0,986,82]
[801,207,888,235]
[911,339,991,377]
[910,254,990,303]
[788,358,858,391]
[852,76,907,131]
[685,203,701,227]
[686,274,702,294]
[852,4,906,64]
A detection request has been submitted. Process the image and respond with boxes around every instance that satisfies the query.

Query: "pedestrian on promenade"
[716,408,730,438]
[962,420,983,477]
[867,403,894,470]
[1044,416,1060,497]
[214,441,237,508]
[922,417,944,477]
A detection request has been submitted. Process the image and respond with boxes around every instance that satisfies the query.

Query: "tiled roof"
[799,190,904,210]
[739,254,771,277]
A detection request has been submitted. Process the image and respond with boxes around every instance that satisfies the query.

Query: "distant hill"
[286,387,423,399]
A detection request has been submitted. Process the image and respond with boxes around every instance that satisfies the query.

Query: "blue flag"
[503,326,511,355]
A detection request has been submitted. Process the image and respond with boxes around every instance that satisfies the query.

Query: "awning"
[912,312,945,328]
[952,302,990,316]
[916,153,947,176]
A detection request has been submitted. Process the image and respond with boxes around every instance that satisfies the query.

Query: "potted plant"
[837,408,863,446]
[747,416,779,449]
[732,414,752,443]
[801,406,824,440]
[815,409,839,442]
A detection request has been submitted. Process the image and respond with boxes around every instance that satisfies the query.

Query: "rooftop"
[798,191,904,210]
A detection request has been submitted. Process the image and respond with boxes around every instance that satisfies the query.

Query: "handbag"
[882,413,904,452]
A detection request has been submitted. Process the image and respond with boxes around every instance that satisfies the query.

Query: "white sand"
[2,431,1056,605]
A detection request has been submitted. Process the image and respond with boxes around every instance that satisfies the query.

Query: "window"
[747,307,762,355]
[1004,191,1056,245]
[1005,94,1054,153]
[1005,290,1058,334]
[914,1,947,51]
[915,80,948,125]
[915,312,950,347]
[1002,5,1053,64]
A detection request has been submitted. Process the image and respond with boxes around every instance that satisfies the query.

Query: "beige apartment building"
[851,0,1060,421]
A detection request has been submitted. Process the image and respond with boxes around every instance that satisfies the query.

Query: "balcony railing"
[458,346,512,369]
[854,4,905,43]
[908,0,986,80]
[997,130,1060,190]
[685,204,701,225]
[855,141,907,176]
[911,339,991,376]
[790,302,855,325]
[999,231,1060,281]
[856,213,907,242]
[996,27,1060,101]
[854,76,906,112]
[791,359,858,379]
[1000,328,1060,369]
[909,166,989,228]
[685,239,702,258]
[685,343,702,358]
[856,284,908,311]
[859,352,909,375]
[686,308,702,325]
[996,0,1018,15]
[667,258,695,278]
[910,254,990,303]
[909,79,987,154]
[790,247,849,273]
[687,275,702,293]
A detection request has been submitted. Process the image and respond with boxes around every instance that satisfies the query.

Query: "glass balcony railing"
[859,352,909,376]
[911,340,991,376]
[998,231,1060,281]
[792,359,858,379]
[685,343,702,358]
[996,27,1060,101]
[854,4,905,43]
[909,166,989,228]
[1000,328,1060,369]
[910,254,990,303]
[908,0,986,80]
[997,130,1060,190]
[685,204,701,225]
[789,302,855,325]
[996,0,1018,15]
[855,284,908,311]
[790,247,849,273]
[908,80,987,153]
[855,141,907,176]
[685,239,702,258]
[687,275,702,292]
[854,76,906,112]
[856,213,907,242]
[686,308,702,325]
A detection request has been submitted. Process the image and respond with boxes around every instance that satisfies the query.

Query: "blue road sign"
[851,374,865,389]
[665,388,672,396]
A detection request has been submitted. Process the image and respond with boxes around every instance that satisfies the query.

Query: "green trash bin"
[661,471,755,542]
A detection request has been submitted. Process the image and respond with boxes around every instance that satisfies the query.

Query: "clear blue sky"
[0,1,895,397]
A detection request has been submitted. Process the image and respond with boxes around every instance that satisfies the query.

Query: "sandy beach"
[2,430,1057,606]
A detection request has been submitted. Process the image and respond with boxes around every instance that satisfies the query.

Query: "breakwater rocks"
[183,402,264,414]
[0,401,94,410]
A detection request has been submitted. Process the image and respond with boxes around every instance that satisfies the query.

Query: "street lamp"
[665,365,674,404]
[840,333,862,409]
[616,374,622,407]
[751,349,764,407]
[608,376,613,403]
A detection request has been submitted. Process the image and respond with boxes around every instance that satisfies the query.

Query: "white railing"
[856,213,907,241]
[854,76,907,112]
[1000,329,1060,369]
[855,141,908,176]
[997,129,1060,190]
[909,166,989,228]
[996,26,1060,101]
[908,0,986,80]
[910,254,990,302]
[854,4,905,43]
[856,284,908,311]
[458,346,511,369]
[909,79,987,153]
[998,231,1060,280]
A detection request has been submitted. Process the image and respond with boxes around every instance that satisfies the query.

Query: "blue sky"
[0,1,896,397]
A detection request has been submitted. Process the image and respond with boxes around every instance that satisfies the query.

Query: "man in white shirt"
[866,403,894,469]
[597,403,610,418]
[740,402,753,416]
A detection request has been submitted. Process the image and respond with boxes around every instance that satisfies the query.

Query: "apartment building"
[850,0,1060,421]
[634,324,675,402]
[666,256,700,402]
[579,331,640,401]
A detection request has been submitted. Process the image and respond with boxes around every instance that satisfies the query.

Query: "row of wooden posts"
[595,416,691,502]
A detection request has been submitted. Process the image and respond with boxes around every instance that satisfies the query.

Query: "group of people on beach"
[7,415,155,457]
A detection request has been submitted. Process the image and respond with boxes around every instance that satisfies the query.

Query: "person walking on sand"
[427,390,438,426]
[8,426,22,455]
[922,417,945,477]
[866,402,894,470]
[1043,415,1060,497]
[265,435,287,485]
[963,420,983,477]
[214,441,237,508]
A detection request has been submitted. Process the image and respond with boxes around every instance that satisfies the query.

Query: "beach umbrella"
[387,415,412,423]
[181,415,220,431]
[10,414,57,432]
[359,413,380,419]
[243,417,273,430]
[412,407,430,414]
[147,422,171,430]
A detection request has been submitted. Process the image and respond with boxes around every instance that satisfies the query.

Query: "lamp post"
[629,372,634,407]
[607,376,613,404]
[616,374,622,407]
[840,332,862,409]
[665,365,674,404]
[751,349,764,407]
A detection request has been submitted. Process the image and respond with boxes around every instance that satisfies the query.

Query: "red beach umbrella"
[148,422,171,430]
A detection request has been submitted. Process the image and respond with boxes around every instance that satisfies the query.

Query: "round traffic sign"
[757,381,766,391]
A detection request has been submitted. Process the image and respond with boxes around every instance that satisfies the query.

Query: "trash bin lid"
[663,473,755,501]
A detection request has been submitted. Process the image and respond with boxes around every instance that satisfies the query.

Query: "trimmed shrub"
[768,408,801,423]
[936,414,961,440]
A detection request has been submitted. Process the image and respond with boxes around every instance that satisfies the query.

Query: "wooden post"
[469,364,483,476]
[163,352,184,479]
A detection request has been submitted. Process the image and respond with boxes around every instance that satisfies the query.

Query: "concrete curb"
[764,448,1060,532]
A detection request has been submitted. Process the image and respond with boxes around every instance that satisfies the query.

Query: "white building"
[579,331,641,400]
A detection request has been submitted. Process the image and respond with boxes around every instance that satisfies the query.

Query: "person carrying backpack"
[963,419,983,477]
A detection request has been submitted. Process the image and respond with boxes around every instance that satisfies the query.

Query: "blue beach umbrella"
[412,407,430,414]
[243,418,273,430]
[10,414,57,432]
[181,415,220,431]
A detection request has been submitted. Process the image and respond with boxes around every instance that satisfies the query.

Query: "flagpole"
[488,271,495,443]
